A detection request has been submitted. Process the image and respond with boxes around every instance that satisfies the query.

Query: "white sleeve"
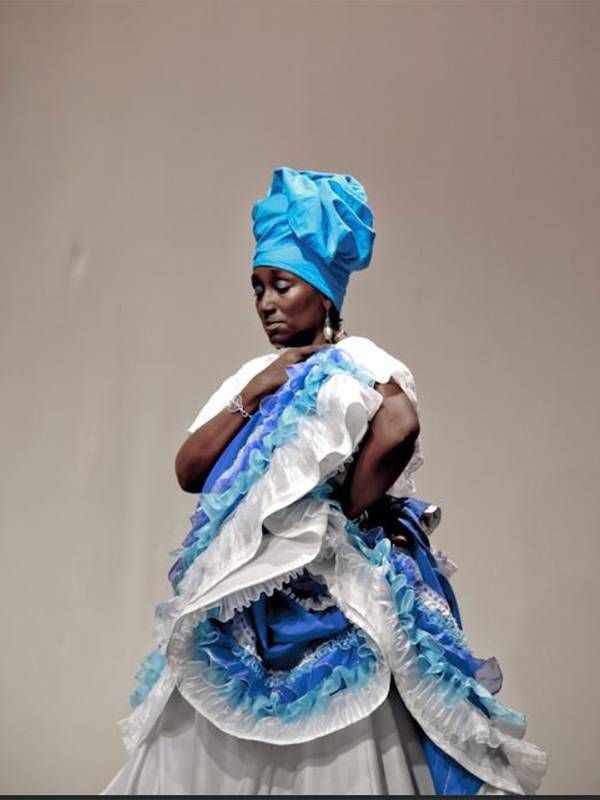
[335,336,419,409]
[385,360,419,410]
[186,372,239,434]
[335,336,424,496]
[386,358,424,496]
[186,353,279,434]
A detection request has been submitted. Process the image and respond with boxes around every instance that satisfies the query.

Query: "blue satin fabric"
[169,408,265,587]
[201,411,263,494]
[195,414,355,676]
[181,413,484,794]
[245,572,353,671]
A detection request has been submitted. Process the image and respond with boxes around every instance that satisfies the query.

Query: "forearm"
[175,383,262,493]
[337,398,419,520]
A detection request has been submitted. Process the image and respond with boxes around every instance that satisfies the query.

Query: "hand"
[363,495,411,550]
[246,344,331,400]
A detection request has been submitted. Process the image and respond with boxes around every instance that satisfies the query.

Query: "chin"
[266,328,291,344]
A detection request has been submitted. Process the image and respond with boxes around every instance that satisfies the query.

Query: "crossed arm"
[334,380,420,521]
[178,377,420,522]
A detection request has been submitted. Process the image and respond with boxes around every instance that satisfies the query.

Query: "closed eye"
[251,280,291,297]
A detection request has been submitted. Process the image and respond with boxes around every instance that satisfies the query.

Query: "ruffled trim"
[120,341,547,793]
[347,524,521,730]
[118,665,176,755]
[169,346,376,591]
[120,356,385,751]
[147,357,382,654]
[188,621,384,723]
[129,650,167,708]
[209,565,308,623]
[171,604,391,743]
[317,505,548,795]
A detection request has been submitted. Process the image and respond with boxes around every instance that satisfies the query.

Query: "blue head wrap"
[251,166,375,312]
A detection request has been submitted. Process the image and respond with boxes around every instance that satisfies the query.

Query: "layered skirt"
[103,680,435,795]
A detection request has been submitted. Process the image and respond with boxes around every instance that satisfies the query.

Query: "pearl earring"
[323,308,334,343]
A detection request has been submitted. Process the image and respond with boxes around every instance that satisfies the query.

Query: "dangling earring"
[323,308,334,343]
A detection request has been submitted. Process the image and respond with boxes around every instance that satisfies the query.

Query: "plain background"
[1,0,598,794]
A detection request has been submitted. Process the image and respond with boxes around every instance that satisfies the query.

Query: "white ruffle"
[334,336,425,498]
[171,608,392,744]
[118,664,176,756]
[317,506,548,796]
[186,336,426,497]
[120,372,384,753]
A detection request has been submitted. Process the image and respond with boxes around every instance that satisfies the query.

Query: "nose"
[257,288,279,320]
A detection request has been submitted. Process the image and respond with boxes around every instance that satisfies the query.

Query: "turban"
[251,166,375,312]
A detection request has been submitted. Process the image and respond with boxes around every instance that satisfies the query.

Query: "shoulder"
[335,336,419,404]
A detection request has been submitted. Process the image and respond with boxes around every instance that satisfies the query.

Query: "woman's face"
[252,266,329,347]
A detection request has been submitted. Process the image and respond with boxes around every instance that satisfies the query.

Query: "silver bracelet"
[226,393,253,419]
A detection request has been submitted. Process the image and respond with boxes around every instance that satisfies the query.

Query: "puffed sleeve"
[334,336,424,496]
[186,372,240,434]
[186,353,279,434]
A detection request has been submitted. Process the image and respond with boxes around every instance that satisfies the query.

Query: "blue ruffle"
[344,516,526,733]
[129,650,167,708]
[191,575,380,723]
[130,347,375,709]
[168,346,376,592]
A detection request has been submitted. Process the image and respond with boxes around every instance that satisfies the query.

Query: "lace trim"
[416,583,471,650]
[230,613,259,656]
[210,566,308,624]
[192,620,381,716]
[279,588,339,612]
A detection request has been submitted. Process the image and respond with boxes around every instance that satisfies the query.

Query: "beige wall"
[1,0,598,793]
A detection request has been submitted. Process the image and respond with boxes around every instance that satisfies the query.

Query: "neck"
[274,327,349,350]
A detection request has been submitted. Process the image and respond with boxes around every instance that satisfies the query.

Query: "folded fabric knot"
[252,166,376,311]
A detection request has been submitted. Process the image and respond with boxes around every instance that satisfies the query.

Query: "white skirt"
[102,681,436,795]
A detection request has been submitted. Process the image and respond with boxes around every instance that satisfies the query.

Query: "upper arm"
[374,380,420,439]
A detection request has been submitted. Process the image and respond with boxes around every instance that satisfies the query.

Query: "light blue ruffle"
[344,518,526,733]
[168,346,376,592]
[191,613,380,723]
[130,347,375,709]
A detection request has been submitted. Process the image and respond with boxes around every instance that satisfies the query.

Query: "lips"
[264,321,285,330]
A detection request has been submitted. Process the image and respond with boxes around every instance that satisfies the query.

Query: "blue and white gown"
[102,336,548,795]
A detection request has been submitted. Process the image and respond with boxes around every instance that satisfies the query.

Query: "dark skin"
[175,266,420,546]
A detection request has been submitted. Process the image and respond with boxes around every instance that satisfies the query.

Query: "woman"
[103,167,548,795]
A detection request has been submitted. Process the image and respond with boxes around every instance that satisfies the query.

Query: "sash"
[120,346,548,795]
